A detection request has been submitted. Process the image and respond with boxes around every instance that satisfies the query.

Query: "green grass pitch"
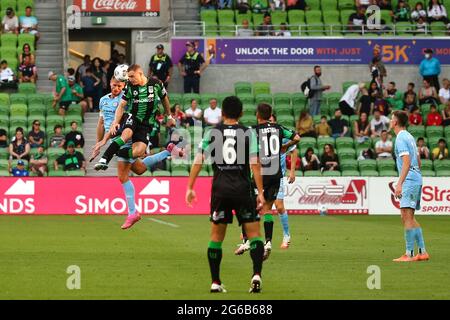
[0,215,449,300]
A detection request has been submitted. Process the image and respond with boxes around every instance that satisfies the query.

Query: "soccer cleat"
[210,283,227,293]
[263,241,272,261]
[166,142,185,158]
[94,158,109,171]
[393,254,415,262]
[280,235,291,249]
[249,274,262,293]
[413,252,430,261]
[234,240,250,255]
[121,213,141,230]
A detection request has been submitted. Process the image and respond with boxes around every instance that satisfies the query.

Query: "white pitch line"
[147,218,180,228]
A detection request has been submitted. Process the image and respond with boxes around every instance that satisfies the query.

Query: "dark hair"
[429,0,442,11]
[314,65,321,71]
[191,99,197,104]
[22,43,31,51]
[430,104,437,110]
[33,120,40,125]
[381,129,388,134]
[127,64,142,72]
[438,138,447,145]
[324,143,335,156]
[389,81,396,86]
[67,68,75,76]
[393,110,409,127]
[85,67,93,73]
[257,103,273,121]
[304,147,314,159]
[408,82,415,88]
[411,105,420,112]
[26,6,32,10]
[299,110,310,121]
[0,60,6,64]
[54,124,62,131]
[417,137,424,142]
[92,57,104,71]
[16,127,24,134]
[321,115,327,120]
[222,96,243,120]
[271,114,277,122]
[71,121,78,126]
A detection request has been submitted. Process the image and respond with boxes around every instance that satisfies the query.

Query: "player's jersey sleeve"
[99,97,105,117]
[122,86,131,102]
[199,129,212,153]
[396,134,410,158]
[156,82,167,100]
[280,125,296,140]
[249,128,258,157]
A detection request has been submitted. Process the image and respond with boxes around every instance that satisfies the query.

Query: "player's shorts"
[120,113,152,145]
[400,184,422,211]
[263,176,281,202]
[276,177,285,200]
[210,194,260,226]
[59,101,71,110]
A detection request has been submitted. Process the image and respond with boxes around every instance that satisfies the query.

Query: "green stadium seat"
[46,115,64,128]
[342,81,357,93]
[421,170,435,177]
[271,10,287,26]
[252,13,264,28]
[65,170,85,177]
[360,170,379,177]
[0,114,8,127]
[430,21,448,36]
[255,93,273,104]
[317,136,335,149]
[421,159,433,171]
[435,170,450,177]
[48,171,66,177]
[338,0,355,10]
[234,81,252,95]
[274,104,292,116]
[1,33,18,48]
[341,170,360,177]
[321,0,337,10]
[358,159,377,171]
[218,10,236,36]
[322,170,341,177]
[378,170,398,177]
[238,93,254,105]
[408,125,425,138]
[18,33,35,50]
[10,103,27,116]
[217,92,234,105]
[305,10,323,35]
[304,170,322,177]
[336,137,354,149]
[338,148,356,160]
[395,21,414,36]
[171,170,190,177]
[235,11,252,26]
[18,83,36,94]
[434,159,450,172]
[182,93,201,106]
[200,10,217,24]
[298,137,316,149]
[426,126,444,139]
[0,158,10,170]
[10,93,27,105]
[0,93,10,105]
[340,159,358,171]
[377,159,396,171]
[17,0,35,11]
[199,93,217,105]
[169,93,182,105]
[291,93,307,107]
[273,93,291,106]
[0,146,8,159]
[253,82,270,95]
[428,136,443,150]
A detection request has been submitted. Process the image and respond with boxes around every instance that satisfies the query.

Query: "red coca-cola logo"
[93,0,138,10]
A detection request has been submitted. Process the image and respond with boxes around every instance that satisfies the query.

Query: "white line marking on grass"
[147,218,180,228]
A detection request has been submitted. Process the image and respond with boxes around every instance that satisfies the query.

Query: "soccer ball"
[114,64,129,82]
[318,204,328,216]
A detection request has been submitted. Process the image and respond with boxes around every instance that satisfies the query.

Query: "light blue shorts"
[400,184,422,211]
[276,178,285,200]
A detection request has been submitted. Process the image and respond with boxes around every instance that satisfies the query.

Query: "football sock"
[264,214,274,243]
[207,241,223,284]
[122,180,136,216]
[116,147,133,160]
[404,229,415,257]
[279,212,290,237]
[413,227,426,254]
[102,137,125,163]
[241,225,248,242]
[249,237,264,276]
[142,150,171,170]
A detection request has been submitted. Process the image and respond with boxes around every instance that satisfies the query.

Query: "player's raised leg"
[117,161,141,230]
[95,127,133,170]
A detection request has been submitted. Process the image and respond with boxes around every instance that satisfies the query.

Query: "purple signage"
[171,38,450,65]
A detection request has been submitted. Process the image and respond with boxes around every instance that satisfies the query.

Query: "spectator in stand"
[296,110,315,137]
[370,56,382,87]
[417,137,430,159]
[76,55,91,83]
[348,6,367,33]
[204,98,222,126]
[358,87,372,115]
[256,13,275,36]
[286,0,308,10]
[18,55,37,83]
[415,16,428,34]
[252,0,269,13]
[19,44,35,65]
[27,120,45,148]
[370,109,390,138]
[200,0,217,10]
[19,6,40,41]
[0,128,7,147]
[411,1,427,21]
[149,44,173,89]
[106,50,119,90]
[320,144,340,172]
[339,83,365,116]
[270,0,286,11]
[442,104,450,126]
[178,41,207,94]
[419,48,441,90]
[217,0,232,9]
[418,78,439,105]
[354,112,371,144]
[0,60,17,88]
[170,104,186,127]
[65,121,84,148]
[2,8,19,34]
[328,108,349,139]
[49,71,72,116]
[236,19,254,36]
[356,0,375,7]
[9,127,30,161]
[236,1,251,13]
[68,75,88,118]
[309,66,331,116]
[426,104,443,126]
[377,0,393,10]
[427,0,450,26]
[49,125,65,148]
[368,81,382,103]
[409,106,423,125]
[403,82,418,111]
[10,159,29,177]
[373,95,390,117]
[81,68,101,112]
[277,23,292,36]
[393,0,410,22]
[432,138,449,160]
[55,141,86,173]
[185,99,203,127]
[439,78,450,106]
[315,115,331,137]
[384,81,403,110]
[302,147,320,172]
[30,146,48,177]
[375,130,393,159]
[357,147,376,160]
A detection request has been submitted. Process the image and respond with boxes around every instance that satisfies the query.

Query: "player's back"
[202,123,256,198]
[395,130,422,185]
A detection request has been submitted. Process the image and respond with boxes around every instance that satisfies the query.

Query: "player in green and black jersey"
[94,64,172,171]
[186,96,266,294]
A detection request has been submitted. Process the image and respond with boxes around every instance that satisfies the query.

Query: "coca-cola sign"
[73,0,160,16]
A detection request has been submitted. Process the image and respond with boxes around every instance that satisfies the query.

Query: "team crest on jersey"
[113,102,118,107]
[148,86,154,94]
[133,90,139,96]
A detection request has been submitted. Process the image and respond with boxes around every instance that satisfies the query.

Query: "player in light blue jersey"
[91,77,184,230]
[391,111,429,262]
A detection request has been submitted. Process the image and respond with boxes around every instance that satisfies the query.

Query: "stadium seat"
[342,81,357,93]
[152,170,171,177]
[358,159,377,171]
[1,33,18,48]
[407,125,425,138]
[169,93,182,105]
[426,126,444,139]
[10,93,27,105]
[317,137,335,149]
[305,10,324,35]
[0,146,8,159]
[337,148,356,160]
[10,104,27,117]
[18,83,36,95]
[304,170,322,177]
[378,170,398,177]
[252,13,264,28]
[421,170,435,177]
[291,93,307,107]
[218,10,235,36]
[360,170,379,177]
[428,136,443,150]
[377,159,396,171]
[336,137,354,149]
[18,33,35,50]
[234,82,252,95]
[287,9,305,35]
[430,21,448,36]
[338,0,355,10]
[435,170,450,177]
[420,159,433,171]
[322,170,341,177]
[171,170,190,177]
[340,159,358,171]
[238,93,255,105]
[255,93,273,104]
[341,170,360,177]
[235,11,252,26]
[66,170,85,177]
[298,137,317,149]
[182,93,201,106]
[46,115,64,128]
[433,159,450,172]
[0,114,8,128]
[253,82,270,95]
[271,10,287,26]
[273,93,291,106]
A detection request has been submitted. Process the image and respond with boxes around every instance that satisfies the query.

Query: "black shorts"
[120,113,152,145]
[59,101,71,110]
[263,177,281,202]
[210,194,259,226]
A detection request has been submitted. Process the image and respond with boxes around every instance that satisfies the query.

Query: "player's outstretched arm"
[162,95,171,116]
[186,153,204,206]
[250,157,265,210]
[96,115,105,143]
[395,154,411,198]
[288,149,298,184]
[110,100,126,135]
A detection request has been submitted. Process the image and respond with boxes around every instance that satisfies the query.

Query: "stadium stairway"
[35,0,64,92]
[83,113,118,177]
